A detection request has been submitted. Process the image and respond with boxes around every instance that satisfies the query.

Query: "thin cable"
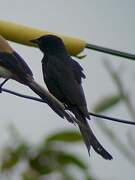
[2,88,44,102]
[2,88,135,126]
[86,43,135,60]
[89,112,135,125]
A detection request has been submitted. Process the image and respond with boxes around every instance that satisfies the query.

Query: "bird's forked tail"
[75,112,113,160]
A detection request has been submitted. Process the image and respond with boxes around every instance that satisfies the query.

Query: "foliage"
[94,94,122,112]
[93,60,135,166]
[0,129,93,180]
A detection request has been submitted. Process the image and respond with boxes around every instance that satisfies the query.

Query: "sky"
[0,0,135,179]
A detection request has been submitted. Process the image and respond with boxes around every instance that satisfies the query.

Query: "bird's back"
[42,54,89,119]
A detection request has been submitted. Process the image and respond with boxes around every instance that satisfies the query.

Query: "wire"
[89,112,135,125]
[86,43,135,60]
[2,88,44,102]
[2,88,135,126]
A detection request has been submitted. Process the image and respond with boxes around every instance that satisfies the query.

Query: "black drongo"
[31,35,113,160]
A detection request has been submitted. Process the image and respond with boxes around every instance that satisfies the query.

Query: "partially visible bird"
[31,35,113,160]
[0,35,69,119]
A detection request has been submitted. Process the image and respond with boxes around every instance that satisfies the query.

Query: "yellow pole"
[0,20,86,56]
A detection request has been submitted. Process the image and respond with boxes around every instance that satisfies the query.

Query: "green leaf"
[29,149,57,175]
[85,176,94,180]
[45,130,82,144]
[29,149,87,175]
[94,94,121,113]
[56,151,87,170]
[1,150,19,170]
[1,143,28,171]
[21,168,40,180]
[61,169,76,180]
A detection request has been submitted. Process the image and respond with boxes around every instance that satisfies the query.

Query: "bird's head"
[30,35,67,54]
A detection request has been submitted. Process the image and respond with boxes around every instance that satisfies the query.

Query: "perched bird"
[31,35,113,160]
[0,35,70,119]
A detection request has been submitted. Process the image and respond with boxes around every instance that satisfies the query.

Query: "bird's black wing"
[42,56,67,103]
[70,58,86,84]
[42,55,89,117]
[0,51,33,83]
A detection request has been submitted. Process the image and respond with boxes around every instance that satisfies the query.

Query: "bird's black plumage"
[0,51,33,84]
[31,35,113,160]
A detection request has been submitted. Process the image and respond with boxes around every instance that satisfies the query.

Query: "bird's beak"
[30,39,39,44]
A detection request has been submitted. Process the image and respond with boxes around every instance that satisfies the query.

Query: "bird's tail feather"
[75,112,113,160]
[28,79,65,118]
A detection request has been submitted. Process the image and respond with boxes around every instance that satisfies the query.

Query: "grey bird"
[31,35,113,160]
